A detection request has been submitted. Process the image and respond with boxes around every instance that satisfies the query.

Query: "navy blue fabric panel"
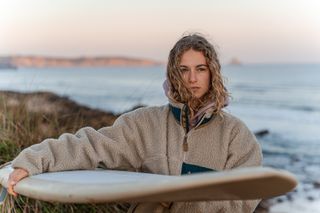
[200,116,213,126]
[181,162,215,175]
[169,105,181,123]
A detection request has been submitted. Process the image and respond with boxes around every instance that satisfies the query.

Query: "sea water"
[0,64,320,212]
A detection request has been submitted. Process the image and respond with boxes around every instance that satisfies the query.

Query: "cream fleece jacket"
[12,105,262,213]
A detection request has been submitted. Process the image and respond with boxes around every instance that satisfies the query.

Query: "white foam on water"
[270,199,320,213]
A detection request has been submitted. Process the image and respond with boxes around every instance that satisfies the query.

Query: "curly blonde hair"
[167,33,229,115]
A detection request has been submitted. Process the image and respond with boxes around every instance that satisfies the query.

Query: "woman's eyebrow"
[179,64,207,67]
[196,64,208,68]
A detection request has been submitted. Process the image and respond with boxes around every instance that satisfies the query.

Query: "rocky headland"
[0,56,162,68]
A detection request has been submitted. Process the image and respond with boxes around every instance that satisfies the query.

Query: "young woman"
[8,33,262,212]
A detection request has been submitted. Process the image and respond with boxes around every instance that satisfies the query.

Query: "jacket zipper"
[183,135,188,152]
[183,135,188,161]
[182,114,209,160]
[182,130,193,161]
[182,105,189,161]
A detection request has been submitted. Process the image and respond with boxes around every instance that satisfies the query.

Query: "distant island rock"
[0,56,162,68]
[228,57,242,66]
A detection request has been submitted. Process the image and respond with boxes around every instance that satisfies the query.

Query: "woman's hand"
[7,168,29,197]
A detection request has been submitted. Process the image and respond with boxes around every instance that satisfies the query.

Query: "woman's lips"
[190,87,200,90]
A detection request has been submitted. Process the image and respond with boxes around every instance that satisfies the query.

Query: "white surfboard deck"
[0,165,297,203]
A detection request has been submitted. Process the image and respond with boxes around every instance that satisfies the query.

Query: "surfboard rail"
[0,165,297,203]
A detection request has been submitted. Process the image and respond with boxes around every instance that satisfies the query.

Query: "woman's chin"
[191,94,203,99]
[192,92,205,99]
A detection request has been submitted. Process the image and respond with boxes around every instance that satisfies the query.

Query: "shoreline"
[0,90,119,126]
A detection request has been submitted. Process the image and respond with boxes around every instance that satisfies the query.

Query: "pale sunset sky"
[1,0,319,64]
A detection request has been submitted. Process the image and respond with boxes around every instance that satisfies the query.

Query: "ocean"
[0,64,320,212]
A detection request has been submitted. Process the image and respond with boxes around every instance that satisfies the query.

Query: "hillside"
[0,56,162,68]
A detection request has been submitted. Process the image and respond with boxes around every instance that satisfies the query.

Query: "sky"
[1,0,320,64]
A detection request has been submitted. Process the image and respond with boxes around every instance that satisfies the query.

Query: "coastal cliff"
[0,56,162,68]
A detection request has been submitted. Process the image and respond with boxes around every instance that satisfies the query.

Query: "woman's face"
[179,49,211,99]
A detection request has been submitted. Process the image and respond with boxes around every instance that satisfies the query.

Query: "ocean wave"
[232,99,320,112]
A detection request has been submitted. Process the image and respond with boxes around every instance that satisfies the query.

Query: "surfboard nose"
[258,168,298,199]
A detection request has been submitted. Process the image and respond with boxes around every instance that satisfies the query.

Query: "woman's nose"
[189,70,197,82]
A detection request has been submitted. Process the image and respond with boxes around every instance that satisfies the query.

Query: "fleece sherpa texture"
[12,105,262,213]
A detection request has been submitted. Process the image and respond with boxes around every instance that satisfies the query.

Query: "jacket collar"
[168,99,214,131]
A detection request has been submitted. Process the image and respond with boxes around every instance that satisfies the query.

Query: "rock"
[307,196,315,201]
[254,199,271,213]
[229,57,242,66]
[291,155,301,163]
[254,129,270,137]
[276,197,284,203]
[286,193,293,201]
[313,181,320,189]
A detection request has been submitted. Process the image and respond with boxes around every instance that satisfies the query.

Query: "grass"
[0,92,129,213]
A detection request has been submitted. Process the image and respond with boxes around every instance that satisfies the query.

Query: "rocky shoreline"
[0,90,123,127]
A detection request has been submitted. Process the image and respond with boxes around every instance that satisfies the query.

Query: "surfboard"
[0,165,297,204]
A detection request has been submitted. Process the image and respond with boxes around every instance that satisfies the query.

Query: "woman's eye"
[180,68,189,73]
[198,68,207,72]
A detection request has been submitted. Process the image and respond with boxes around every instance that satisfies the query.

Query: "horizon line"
[1,54,319,65]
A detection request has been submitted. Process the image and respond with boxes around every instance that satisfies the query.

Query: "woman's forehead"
[179,49,207,66]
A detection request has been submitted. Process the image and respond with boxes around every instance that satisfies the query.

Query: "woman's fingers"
[7,182,17,197]
[7,168,29,197]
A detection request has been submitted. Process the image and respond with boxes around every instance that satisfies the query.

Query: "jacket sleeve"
[12,112,143,176]
[220,119,263,212]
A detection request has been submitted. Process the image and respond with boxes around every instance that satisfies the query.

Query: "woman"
[8,33,262,212]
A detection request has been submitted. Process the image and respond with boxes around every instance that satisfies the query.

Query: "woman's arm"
[7,111,146,196]
[11,112,144,176]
